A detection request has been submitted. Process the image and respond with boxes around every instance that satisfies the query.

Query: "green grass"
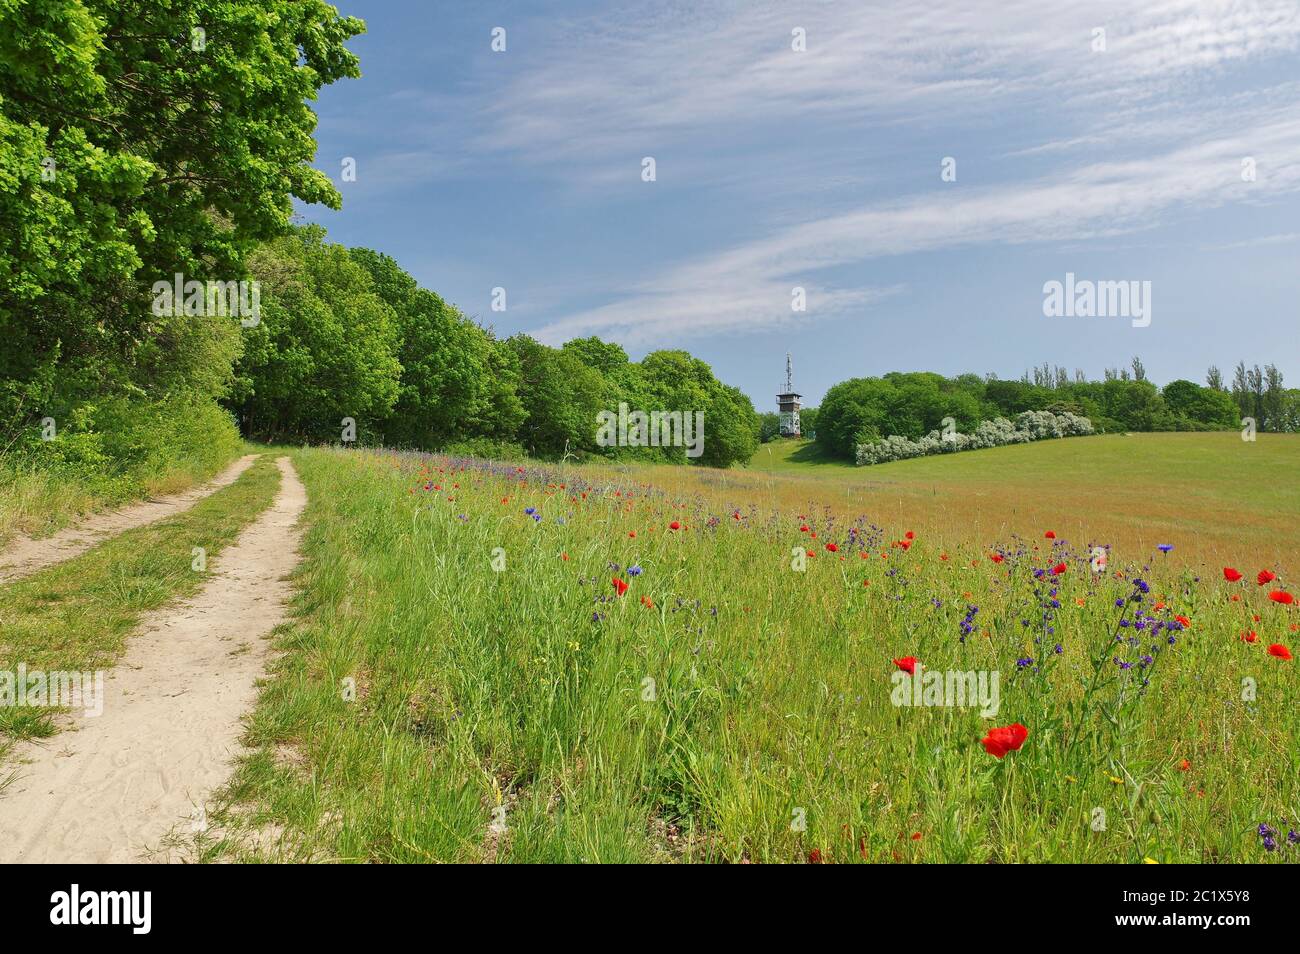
[207,439,1299,863]
[0,455,281,758]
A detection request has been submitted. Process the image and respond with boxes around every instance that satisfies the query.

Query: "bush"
[855,411,1093,465]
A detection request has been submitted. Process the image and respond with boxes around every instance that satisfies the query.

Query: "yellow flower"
[1143,857,1159,864]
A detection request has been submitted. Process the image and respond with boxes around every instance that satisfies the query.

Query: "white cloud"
[536,111,1300,343]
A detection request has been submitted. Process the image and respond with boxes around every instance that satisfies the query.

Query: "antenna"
[785,352,793,393]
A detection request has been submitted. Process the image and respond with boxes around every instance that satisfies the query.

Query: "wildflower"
[628,531,636,538]
[893,656,918,675]
[990,553,1005,564]
[1044,531,1055,539]
[1269,590,1294,605]
[1268,644,1292,661]
[627,565,643,577]
[1223,567,1243,582]
[524,507,536,515]
[1157,544,1173,553]
[1051,562,1067,575]
[611,577,629,596]
[808,849,823,864]
[1179,759,1190,771]
[1258,570,1277,585]
[905,531,915,540]
[981,723,1028,759]
[1174,614,1191,628]
[825,543,839,553]
[669,521,681,531]
[1241,630,1257,643]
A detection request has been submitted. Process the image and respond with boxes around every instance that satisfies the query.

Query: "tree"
[0,0,364,439]
[230,227,400,440]
[1206,366,1225,391]
[348,248,523,447]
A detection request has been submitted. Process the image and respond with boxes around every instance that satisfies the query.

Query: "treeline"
[0,1,760,478]
[228,227,760,466]
[813,359,1298,460]
[0,0,365,491]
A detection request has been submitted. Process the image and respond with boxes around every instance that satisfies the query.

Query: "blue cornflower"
[1157,544,1173,553]
[627,565,643,576]
[524,507,536,515]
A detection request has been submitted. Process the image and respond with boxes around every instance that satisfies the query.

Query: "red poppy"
[1051,562,1067,575]
[893,656,918,675]
[1268,643,1293,661]
[807,849,822,864]
[981,723,1028,759]
[825,543,839,553]
[669,521,681,531]
[628,530,636,538]
[1044,531,1056,539]
[1269,591,1294,605]
[905,531,915,540]
[1178,758,1190,771]
[990,553,1005,564]
[1258,570,1277,585]
[799,524,810,533]
[1242,630,1258,643]
[898,539,912,550]
[911,832,922,841]
[612,577,629,596]
[1223,567,1243,582]
[1175,614,1191,628]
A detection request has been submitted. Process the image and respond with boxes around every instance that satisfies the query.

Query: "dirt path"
[0,456,306,863]
[0,453,260,584]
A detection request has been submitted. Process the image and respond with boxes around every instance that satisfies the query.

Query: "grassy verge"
[0,398,243,548]
[209,443,1298,863]
[0,455,281,761]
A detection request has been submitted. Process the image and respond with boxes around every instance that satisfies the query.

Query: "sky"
[299,0,1300,407]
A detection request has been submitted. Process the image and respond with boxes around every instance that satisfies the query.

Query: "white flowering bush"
[855,411,1093,465]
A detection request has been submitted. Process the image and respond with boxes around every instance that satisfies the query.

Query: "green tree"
[231,227,400,440]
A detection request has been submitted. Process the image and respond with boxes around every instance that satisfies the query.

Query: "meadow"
[197,433,1299,863]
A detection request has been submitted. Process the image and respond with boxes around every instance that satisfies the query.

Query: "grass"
[0,455,281,759]
[734,433,1300,571]
[205,435,1299,863]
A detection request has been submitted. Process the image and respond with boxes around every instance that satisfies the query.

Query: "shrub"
[855,411,1092,465]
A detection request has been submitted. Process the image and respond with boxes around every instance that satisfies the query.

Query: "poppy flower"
[1044,531,1056,539]
[990,553,1005,564]
[1051,562,1067,575]
[1269,591,1294,605]
[808,849,823,864]
[911,832,922,841]
[628,531,636,538]
[1258,570,1277,585]
[611,577,629,596]
[1179,759,1190,771]
[1175,614,1191,628]
[1223,567,1243,582]
[893,656,918,675]
[1241,630,1258,643]
[981,723,1029,759]
[905,531,915,540]
[1268,644,1292,661]
[800,525,809,533]
[825,543,839,553]
[669,521,681,531]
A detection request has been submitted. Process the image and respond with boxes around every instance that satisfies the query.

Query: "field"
[180,433,1300,862]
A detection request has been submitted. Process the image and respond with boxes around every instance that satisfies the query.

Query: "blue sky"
[299,0,1300,407]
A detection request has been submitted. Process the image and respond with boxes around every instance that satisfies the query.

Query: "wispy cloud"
[536,111,1300,343]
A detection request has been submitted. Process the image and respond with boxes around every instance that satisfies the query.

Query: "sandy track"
[0,453,260,584]
[0,456,306,863]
